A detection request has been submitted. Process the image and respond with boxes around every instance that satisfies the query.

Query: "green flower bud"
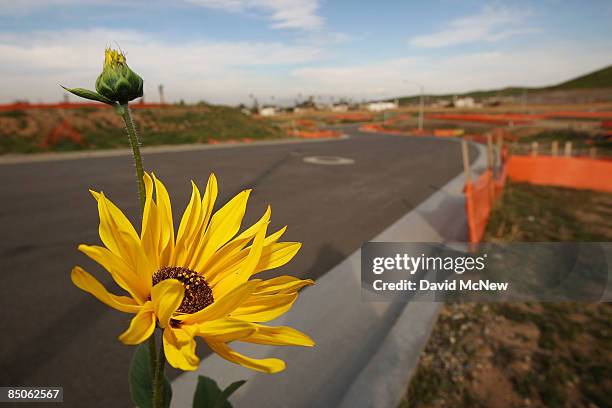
[94,48,144,104]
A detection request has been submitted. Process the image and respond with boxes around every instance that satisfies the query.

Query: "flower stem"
[148,335,157,377]
[152,335,166,408]
[118,103,146,211]
[117,103,157,399]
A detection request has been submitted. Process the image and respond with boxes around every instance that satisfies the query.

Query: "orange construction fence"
[0,102,167,112]
[288,129,343,139]
[433,128,464,137]
[507,156,612,193]
[429,111,612,124]
[41,119,84,148]
[464,166,508,243]
[465,146,612,242]
[359,123,467,138]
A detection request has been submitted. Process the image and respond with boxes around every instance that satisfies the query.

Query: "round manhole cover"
[302,156,355,165]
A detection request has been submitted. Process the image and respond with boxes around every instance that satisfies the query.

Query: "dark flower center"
[152,266,214,314]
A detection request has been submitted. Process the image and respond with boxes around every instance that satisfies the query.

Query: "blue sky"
[1,0,611,104]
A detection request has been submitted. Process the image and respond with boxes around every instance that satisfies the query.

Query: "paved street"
[0,127,475,406]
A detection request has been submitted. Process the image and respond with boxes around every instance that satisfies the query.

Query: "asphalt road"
[0,126,476,407]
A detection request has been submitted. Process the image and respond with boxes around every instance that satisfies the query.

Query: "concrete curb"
[0,135,349,165]
[338,139,487,408]
[170,138,487,408]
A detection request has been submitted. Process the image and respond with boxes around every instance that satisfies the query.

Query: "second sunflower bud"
[95,48,143,104]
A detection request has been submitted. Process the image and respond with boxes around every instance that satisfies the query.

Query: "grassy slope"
[0,104,285,154]
[396,65,612,105]
[549,65,612,90]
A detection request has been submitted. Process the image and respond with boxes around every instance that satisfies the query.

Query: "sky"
[1,0,612,105]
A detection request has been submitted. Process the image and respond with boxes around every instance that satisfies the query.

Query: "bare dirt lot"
[401,182,612,408]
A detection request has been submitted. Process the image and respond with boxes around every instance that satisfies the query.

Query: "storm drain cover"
[302,156,355,165]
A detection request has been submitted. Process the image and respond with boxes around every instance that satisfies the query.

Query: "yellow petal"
[180,174,220,267]
[195,206,271,276]
[196,318,257,343]
[92,191,140,264]
[230,293,298,322]
[118,302,155,344]
[262,226,287,246]
[164,322,197,347]
[140,172,154,238]
[242,324,315,347]
[152,174,175,266]
[211,221,268,298]
[254,276,314,295]
[71,266,140,313]
[200,173,218,235]
[174,181,203,266]
[234,205,271,242]
[93,192,155,291]
[78,244,148,302]
[191,189,250,270]
[141,173,161,268]
[206,234,296,288]
[253,242,301,274]
[177,280,259,324]
[206,341,285,374]
[151,279,184,328]
[163,326,199,371]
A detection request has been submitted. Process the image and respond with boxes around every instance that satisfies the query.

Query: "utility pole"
[158,84,165,104]
[418,85,424,131]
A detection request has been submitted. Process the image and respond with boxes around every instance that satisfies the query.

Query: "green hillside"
[396,64,612,105]
[548,65,612,90]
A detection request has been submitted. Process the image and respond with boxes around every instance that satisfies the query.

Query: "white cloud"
[0,28,323,104]
[1,27,610,105]
[185,0,324,30]
[291,44,612,99]
[409,6,539,48]
[0,0,112,15]
[1,0,324,31]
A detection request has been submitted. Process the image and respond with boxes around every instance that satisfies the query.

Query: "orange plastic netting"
[507,156,612,193]
[465,169,503,243]
[465,154,612,242]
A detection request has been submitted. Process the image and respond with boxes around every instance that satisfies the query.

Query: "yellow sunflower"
[71,173,314,373]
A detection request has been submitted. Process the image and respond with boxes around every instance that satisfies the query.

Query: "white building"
[365,101,398,112]
[453,96,476,108]
[258,106,277,116]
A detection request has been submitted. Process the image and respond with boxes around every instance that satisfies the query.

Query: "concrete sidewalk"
[170,139,487,408]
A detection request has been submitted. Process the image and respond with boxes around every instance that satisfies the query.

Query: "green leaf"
[60,86,115,105]
[215,381,246,408]
[192,376,221,408]
[129,343,173,408]
[192,376,246,408]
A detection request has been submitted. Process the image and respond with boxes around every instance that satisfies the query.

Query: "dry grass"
[0,104,285,154]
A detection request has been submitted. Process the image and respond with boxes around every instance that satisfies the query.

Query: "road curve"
[0,126,476,407]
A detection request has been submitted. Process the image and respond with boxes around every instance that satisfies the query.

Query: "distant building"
[365,101,398,112]
[331,103,349,112]
[259,106,277,116]
[453,96,476,108]
[293,107,313,114]
[431,99,452,108]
